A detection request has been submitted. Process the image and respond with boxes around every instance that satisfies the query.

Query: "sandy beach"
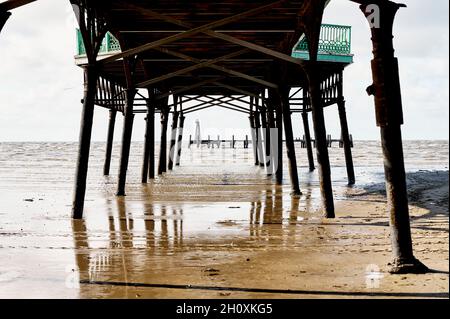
[0,141,448,299]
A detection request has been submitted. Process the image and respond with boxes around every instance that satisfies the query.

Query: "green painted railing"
[292,24,353,63]
[76,29,121,56]
[77,24,352,63]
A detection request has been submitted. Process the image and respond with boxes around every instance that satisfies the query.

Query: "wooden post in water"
[260,100,270,169]
[359,1,428,274]
[175,113,185,166]
[116,88,136,196]
[72,65,98,219]
[103,110,117,176]
[265,95,277,177]
[279,86,301,195]
[302,89,315,172]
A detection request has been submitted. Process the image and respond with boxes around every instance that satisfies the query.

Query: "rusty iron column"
[302,89,315,172]
[158,99,170,175]
[141,100,154,183]
[72,65,98,219]
[280,87,302,196]
[249,113,259,166]
[116,88,136,196]
[272,91,283,185]
[168,105,180,171]
[175,113,186,166]
[148,92,156,179]
[260,102,270,169]
[305,66,335,218]
[265,96,277,177]
[103,110,117,176]
[360,1,428,273]
[255,98,266,167]
[337,71,355,185]
[254,108,265,168]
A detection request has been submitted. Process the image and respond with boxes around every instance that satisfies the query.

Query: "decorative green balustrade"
[292,24,353,63]
[76,24,352,63]
[76,29,121,56]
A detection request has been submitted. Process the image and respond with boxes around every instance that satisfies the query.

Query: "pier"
[0,0,429,276]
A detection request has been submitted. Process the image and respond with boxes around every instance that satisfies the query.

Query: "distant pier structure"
[0,0,429,274]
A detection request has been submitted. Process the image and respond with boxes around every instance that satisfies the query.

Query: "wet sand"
[0,142,448,299]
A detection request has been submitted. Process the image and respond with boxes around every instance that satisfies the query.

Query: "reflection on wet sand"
[72,183,319,298]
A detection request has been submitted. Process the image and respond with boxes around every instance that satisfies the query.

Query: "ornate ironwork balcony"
[292,24,353,63]
[76,23,353,64]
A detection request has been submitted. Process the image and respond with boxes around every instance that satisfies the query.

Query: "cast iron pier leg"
[280,88,301,196]
[117,89,136,196]
[168,110,180,171]
[302,89,315,172]
[175,114,185,166]
[103,110,117,176]
[338,99,355,185]
[142,104,153,183]
[158,104,169,175]
[306,66,335,218]
[72,65,98,219]
[359,1,428,273]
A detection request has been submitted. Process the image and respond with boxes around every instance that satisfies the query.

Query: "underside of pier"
[0,0,430,274]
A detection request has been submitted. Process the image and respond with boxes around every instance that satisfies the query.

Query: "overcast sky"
[0,0,448,142]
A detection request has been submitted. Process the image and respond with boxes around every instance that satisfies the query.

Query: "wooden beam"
[0,0,36,11]
[101,0,287,64]
[137,49,248,87]
[120,1,305,67]
[155,47,278,89]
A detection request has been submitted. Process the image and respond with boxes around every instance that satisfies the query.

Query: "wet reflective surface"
[0,142,448,298]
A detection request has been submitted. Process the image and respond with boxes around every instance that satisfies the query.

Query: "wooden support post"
[158,100,170,175]
[72,65,97,219]
[306,66,335,218]
[175,114,185,166]
[359,1,428,274]
[103,110,117,176]
[280,87,301,195]
[337,98,356,185]
[260,103,270,169]
[117,88,136,196]
[168,107,180,171]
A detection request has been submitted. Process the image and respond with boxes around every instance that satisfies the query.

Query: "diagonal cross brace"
[101,0,287,64]
[137,49,249,87]
[154,47,278,89]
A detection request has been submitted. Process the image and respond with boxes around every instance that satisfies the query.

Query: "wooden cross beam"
[194,96,251,113]
[154,47,278,89]
[101,0,287,64]
[182,96,238,113]
[155,77,226,100]
[137,49,249,88]
[0,0,36,11]
[117,1,305,67]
